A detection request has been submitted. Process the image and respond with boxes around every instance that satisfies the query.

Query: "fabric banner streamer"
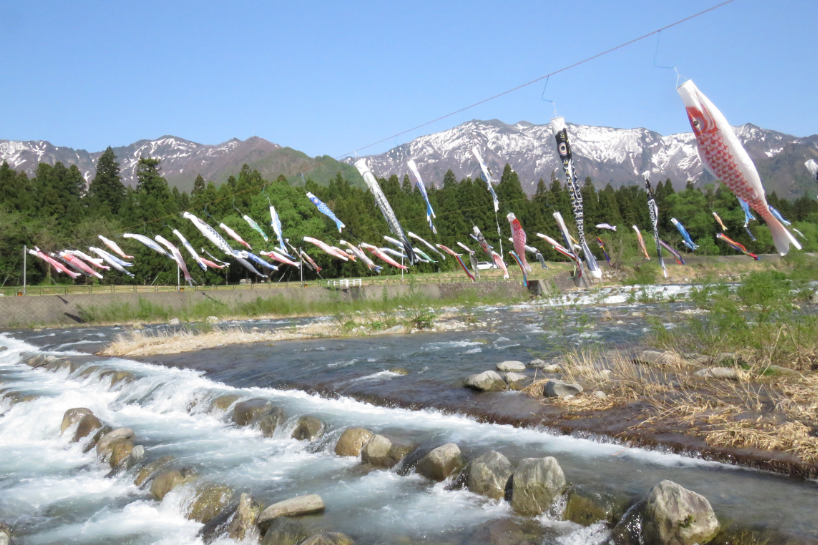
[98,235,133,260]
[269,206,291,256]
[596,223,617,231]
[491,251,509,279]
[472,226,493,261]
[299,250,321,273]
[220,223,252,250]
[737,198,757,240]
[60,252,103,279]
[769,206,791,226]
[436,244,474,282]
[407,160,437,234]
[552,117,601,279]
[355,159,415,264]
[678,80,799,255]
[671,218,699,250]
[507,238,548,269]
[201,248,230,267]
[793,228,807,241]
[173,229,207,271]
[65,250,108,270]
[806,159,818,184]
[360,243,408,270]
[303,237,349,261]
[553,212,585,277]
[89,247,134,277]
[52,253,87,276]
[712,212,727,231]
[234,251,267,278]
[471,147,500,213]
[306,192,345,233]
[658,239,685,265]
[183,212,236,256]
[632,226,650,260]
[380,247,407,260]
[243,215,269,242]
[508,251,528,287]
[716,233,759,260]
[155,235,194,286]
[30,248,80,278]
[407,231,445,260]
[507,213,532,273]
[243,251,279,272]
[596,237,611,266]
[643,172,666,278]
[260,250,301,268]
[123,233,171,258]
[340,242,381,272]
[536,233,582,276]
[413,248,437,263]
[456,242,479,277]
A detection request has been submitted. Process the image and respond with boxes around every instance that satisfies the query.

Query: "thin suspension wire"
[334,0,736,159]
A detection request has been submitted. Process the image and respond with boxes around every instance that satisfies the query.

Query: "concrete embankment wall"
[0,281,534,329]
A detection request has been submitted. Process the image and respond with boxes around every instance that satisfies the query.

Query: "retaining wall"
[0,280,532,329]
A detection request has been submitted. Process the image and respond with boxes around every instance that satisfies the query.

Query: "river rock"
[528,358,546,368]
[335,428,374,457]
[134,455,175,486]
[543,380,583,397]
[82,425,112,453]
[467,519,547,545]
[464,450,514,500]
[497,360,526,372]
[206,316,220,324]
[503,372,528,390]
[257,495,325,532]
[300,533,354,545]
[259,407,288,437]
[109,440,134,468]
[72,414,103,442]
[150,468,197,501]
[563,485,631,526]
[96,427,135,459]
[695,367,739,380]
[389,367,409,375]
[209,394,241,414]
[232,398,275,426]
[125,445,146,469]
[360,435,415,468]
[416,443,465,481]
[188,484,233,523]
[643,480,720,545]
[464,370,507,392]
[169,318,180,325]
[61,408,93,434]
[0,522,12,545]
[634,350,682,366]
[227,493,263,541]
[260,517,312,545]
[593,390,608,399]
[509,457,566,516]
[291,416,323,441]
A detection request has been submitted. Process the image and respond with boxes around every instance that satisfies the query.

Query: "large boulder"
[232,398,276,427]
[150,468,197,501]
[82,425,112,453]
[509,457,566,516]
[227,493,263,541]
[188,484,234,523]
[72,414,103,443]
[496,360,526,372]
[643,480,720,545]
[109,440,134,468]
[335,428,374,457]
[0,522,12,545]
[464,371,507,392]
[259,407,288,437]
[60,408,93,434]
[464,451,514,500]
[209,394,241,414]
[360,435,415,469]
[134,455,175,487]
[300,533,354,545]
[695,367,739,380]
[563,485,631,527]
[125,445,146,469]
[416,443,464,482]
[466,519,547,545]
[634,351,682,366]
[257,495,325,533]
[260,517,311,545]
[503,372,528,391]
[291,416,323,441]
[543,380,583,398]
[96,428,135,459]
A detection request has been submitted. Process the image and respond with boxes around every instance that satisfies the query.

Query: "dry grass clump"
[706,420,818,463]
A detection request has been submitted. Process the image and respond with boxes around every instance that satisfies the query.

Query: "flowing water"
[1,292,817,544]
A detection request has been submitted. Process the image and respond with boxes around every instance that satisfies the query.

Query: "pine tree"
[87,147,125,216]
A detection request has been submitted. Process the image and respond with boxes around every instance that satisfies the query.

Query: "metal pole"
[299,247,303,287]
[177,264,180,292]
[22,245,26,295]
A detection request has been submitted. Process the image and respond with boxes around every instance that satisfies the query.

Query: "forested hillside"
[2,148,817,287]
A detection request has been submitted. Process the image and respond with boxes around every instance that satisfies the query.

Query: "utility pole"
[299,247,304,287]
[22,245,26,296]
[177,264,180,291]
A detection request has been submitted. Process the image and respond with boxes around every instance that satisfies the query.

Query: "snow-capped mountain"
[0,136,281,190]
[350,119,818,199]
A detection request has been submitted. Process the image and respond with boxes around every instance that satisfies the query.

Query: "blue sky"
[1,0,816,157]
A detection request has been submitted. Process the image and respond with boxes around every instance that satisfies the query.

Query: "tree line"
[1,148,817,286]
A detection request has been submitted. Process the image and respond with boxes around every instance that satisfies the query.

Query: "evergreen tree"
[87,147,125,216]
